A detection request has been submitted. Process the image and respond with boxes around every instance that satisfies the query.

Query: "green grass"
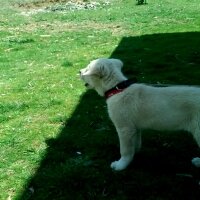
[1,0,200,199]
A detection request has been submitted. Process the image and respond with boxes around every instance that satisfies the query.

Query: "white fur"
[192,157,200,168]
[80,58,200,171]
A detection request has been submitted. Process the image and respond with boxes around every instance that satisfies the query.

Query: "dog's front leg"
[111,127,139,171]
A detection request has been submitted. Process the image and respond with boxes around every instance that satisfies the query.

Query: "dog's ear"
[110,59,123,70]
[98,59,123,78]
[83,64,101,77]
[98,63,109,78]
[83,58,123,78]
[96,59,124,78]
[83,60,108,78]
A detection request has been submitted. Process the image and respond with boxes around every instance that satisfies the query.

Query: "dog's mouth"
[79,72,89,87]
[84,82,94,89]
[79,71,92,88]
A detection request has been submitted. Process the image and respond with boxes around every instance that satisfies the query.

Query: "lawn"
[0,0,200,199]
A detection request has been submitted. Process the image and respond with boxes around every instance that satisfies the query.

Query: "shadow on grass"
[19,32,200,200]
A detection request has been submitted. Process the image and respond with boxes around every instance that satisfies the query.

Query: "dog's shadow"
[19,32,200,200]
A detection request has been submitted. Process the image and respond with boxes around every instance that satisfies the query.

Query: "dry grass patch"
[2,20,126,36]
[15,0,72,9]
[14,0,110,15]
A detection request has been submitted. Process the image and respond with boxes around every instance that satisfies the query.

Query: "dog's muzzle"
[79,71,90,88]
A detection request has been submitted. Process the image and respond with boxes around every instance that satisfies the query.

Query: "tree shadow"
[19,32,200,200]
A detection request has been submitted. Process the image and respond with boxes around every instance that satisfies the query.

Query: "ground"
[1,0,200,199]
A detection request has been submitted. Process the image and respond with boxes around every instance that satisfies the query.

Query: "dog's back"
[108,84,200,137]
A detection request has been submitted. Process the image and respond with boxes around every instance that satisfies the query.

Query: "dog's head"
[80,58,126,96]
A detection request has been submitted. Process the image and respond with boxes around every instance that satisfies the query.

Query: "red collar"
[105,79,136,100]
[105,88,124,99]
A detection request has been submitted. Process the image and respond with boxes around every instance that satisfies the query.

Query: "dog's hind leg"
[189,121,200,147]
[189,122,200,167]
[111,126,139,171]
[135,131,142,152]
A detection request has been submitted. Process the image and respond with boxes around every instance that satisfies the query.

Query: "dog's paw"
[191,157,200,168]
[111,161,125,171]
[110,158,131,171]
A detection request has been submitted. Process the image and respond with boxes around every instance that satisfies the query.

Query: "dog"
[80,58,200,171]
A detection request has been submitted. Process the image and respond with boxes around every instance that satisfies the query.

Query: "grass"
[0,0,200,199]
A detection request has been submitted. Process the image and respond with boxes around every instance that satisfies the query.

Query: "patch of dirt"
[16,0,74,9]
[15,0,110,16]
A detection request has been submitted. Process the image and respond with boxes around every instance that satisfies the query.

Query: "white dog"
[80,58,200,171]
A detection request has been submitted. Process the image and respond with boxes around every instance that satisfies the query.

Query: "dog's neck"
[105,79,137,99]
[95,72,128,96]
